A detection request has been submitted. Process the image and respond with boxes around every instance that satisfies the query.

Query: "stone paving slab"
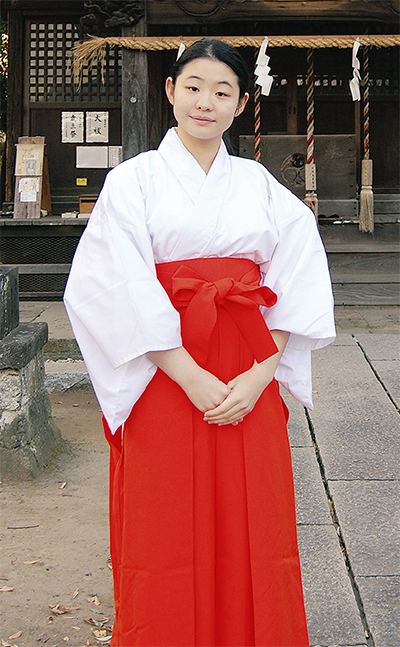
[370,359,400,409]
[354,333,400,360]
[19,302,75,339]
[334,306,400,335]
[298,525,367,647]
[309,345,400,480]
[356,576,400,647]
[329,481,400,578]
[292,447,332,525]
[44,359,91,392]
[282,391,313,447]
[331,333,357,346]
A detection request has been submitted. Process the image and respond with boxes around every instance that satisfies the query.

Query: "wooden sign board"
[14,136,52,218]
[239,134,357,201]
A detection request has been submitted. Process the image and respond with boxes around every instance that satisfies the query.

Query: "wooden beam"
[121,19,149,160]
[5,10,24,202]
[146,0,400,24]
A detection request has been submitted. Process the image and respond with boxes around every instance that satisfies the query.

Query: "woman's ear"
[165,77,175,105]
[234,92,249,117]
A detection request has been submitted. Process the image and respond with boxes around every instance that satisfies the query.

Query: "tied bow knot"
[170,266,278,366]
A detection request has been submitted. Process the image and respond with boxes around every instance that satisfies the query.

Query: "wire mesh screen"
[19,273,68,296]
[1,236,81,264]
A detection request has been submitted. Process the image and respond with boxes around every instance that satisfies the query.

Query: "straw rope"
[72,34,400,76]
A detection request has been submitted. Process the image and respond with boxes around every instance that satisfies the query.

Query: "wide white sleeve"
[64,160,182,431]
[260,175,336,408]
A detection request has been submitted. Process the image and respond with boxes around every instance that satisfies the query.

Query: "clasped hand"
[147,332,288,427]
[181,360,275,427]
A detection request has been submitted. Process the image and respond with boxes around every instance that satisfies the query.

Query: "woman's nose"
[196,92,213,110]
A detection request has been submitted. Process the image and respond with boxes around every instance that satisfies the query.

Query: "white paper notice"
[62,112,84,143]
[108,146,123,168]
[15,145,43,176]
[86,111,109,143]
[18,177,40,201]
[76,146,109,168]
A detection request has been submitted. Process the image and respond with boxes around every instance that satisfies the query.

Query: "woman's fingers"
[203,390,251,425]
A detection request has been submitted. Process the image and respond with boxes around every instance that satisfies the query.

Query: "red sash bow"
[158,260,278,366]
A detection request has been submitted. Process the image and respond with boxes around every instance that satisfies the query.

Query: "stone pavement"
[17,302,400,646]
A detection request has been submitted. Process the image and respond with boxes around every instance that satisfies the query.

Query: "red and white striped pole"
[254,60,261,162]
[304,48,318,218]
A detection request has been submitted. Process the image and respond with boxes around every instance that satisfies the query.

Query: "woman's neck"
[176,127,221,174]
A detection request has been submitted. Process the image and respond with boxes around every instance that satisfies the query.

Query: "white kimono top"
[64,128,336,433]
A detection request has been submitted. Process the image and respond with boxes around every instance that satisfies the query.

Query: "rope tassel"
[304,48,318,218]
[359,46,374,233]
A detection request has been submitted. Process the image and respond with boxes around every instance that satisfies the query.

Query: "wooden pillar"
[148,51,163,150]
[354,98,361,186]
[121,17,149,160]
[5,10,24,202]
[287,72,298,135]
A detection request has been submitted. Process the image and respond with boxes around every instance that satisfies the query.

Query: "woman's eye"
[188,86,199,92]
[216,92,228,97]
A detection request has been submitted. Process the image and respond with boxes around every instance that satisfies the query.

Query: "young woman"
[64,38,335,647]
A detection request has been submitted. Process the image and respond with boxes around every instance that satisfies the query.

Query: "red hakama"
[103,258,309,647]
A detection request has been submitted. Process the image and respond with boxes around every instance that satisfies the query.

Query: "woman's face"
[165,57,248,148]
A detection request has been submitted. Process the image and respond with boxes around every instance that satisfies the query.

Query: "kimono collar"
[157,128,231,203]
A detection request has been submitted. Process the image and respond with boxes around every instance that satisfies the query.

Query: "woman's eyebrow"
[185,75,234,89]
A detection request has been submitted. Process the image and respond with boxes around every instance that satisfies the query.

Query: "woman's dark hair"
[169,38,249,99]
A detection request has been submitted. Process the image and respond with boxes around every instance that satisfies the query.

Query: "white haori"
[64,128,335,432]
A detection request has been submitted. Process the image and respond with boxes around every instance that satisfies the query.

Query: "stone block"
[0,322,48,370]
[356,575,400,647]
[0,389,62,480]
[298,525,366,646]
[0,267,19,340]
[329,481,400,577]
[20,353,46,405]
[0,370,21,411]
[0,352,62,480]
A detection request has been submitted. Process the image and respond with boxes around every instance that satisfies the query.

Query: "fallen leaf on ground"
[106,557,112,571]
[23,560,39,565]
[2,640,12,647]
[59,482,67,489]
[87,595,100,606]
[0,586,14,592]
[84,619,110,628]
[47,617,54,624]
[8,633,22,641]
[91,628,112,643]
[72,589,79,599]
[63,638,70,642]
[72,627,81,631]
[49,604,80,615]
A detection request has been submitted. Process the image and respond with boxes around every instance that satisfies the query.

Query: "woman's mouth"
[190,116,214,123]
